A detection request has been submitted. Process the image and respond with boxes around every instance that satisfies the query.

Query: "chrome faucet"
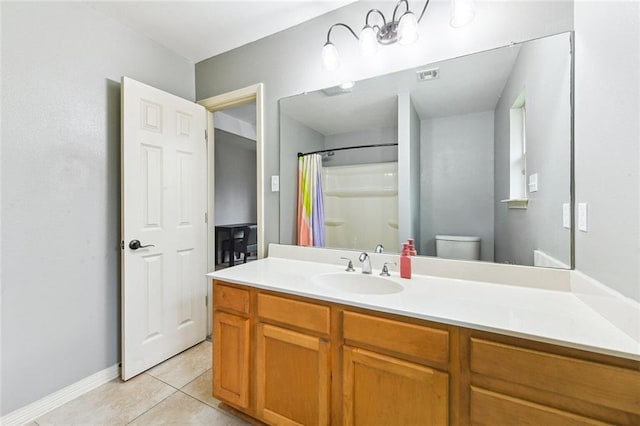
[380,262,396,277]
[374,243,384,253]
[358,252,372,274]
[340,257,356,272]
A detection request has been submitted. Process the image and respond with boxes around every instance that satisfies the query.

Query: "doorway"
[197,84,265,335]
[212,103,258,270]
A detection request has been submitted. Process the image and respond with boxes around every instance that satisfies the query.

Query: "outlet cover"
[271,175,280,192]
[562,203,571,229]
[578,203,588,232]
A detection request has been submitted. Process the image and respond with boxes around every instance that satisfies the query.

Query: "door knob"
[129,239,155,250]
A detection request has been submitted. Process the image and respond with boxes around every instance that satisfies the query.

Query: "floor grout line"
[124,387,178,425]
[176,390,246,423]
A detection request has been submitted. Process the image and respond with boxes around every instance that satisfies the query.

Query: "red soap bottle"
[407,238,417,256]
[400,242,412,279]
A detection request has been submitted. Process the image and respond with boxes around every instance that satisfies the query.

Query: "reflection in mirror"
[280,32,573,269]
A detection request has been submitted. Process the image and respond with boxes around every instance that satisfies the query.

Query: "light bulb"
[398,12,419,45]
[359,25,378,57]
[321,42,340,71]
[450,0,476,28]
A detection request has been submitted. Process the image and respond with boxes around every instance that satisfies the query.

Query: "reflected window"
[509,91,527,200]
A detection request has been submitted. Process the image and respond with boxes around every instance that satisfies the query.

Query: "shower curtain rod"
[297,142,398,158]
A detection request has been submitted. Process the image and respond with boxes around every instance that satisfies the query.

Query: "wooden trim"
[198,85,259,112]
[330,305,343,426]
[450,327,471,426]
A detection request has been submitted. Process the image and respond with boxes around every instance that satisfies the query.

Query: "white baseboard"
[1,364,120,426]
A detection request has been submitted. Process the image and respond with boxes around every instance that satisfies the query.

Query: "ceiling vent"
[416,67,440,81]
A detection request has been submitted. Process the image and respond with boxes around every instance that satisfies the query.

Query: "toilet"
[435,235,481,260]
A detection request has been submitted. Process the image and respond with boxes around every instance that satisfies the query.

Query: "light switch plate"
[528,173,538,192]
[271,175,280,192]
[562,203,571,229]
[578,202,588,232]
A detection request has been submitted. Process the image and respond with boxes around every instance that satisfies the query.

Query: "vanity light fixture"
[322,0,476,71]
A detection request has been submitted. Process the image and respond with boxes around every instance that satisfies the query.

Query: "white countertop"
[208,256,640,361]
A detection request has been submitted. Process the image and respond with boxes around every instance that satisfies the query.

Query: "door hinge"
[205,295,208,306]
[120,240,124,250]
[205,212,208,223]
[205,129,208,142]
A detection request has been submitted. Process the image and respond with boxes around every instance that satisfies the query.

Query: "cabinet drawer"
[213,282,250,315]
[258,293,330,335]
[470,338,640,415]
[343,311,449,365]
[471,387,606,426]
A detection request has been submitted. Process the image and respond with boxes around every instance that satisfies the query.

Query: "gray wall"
[574,2,640,301]
[494,33,572,267]
[279,114,325,245]
[195,0,574,257]
[323,127,398,167]
[420,111,495,261]
[397,95,422,251]
[1,2,194,415]
[214,129,257,225]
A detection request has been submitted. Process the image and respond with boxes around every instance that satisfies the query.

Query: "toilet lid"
[435,235,480,242]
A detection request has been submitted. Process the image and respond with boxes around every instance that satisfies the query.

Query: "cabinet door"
[213,311,250,409]
[256,323,330,426]
[343,346,448,426]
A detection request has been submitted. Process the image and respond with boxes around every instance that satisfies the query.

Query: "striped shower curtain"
[297,153,325,247]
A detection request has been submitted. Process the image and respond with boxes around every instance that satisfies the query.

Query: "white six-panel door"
[121,76,207,380]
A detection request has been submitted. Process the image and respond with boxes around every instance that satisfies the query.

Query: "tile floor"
[32,341,249,425]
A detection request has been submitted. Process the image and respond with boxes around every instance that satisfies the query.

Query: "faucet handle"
[340,257,356,272]
[380,262,397,277]
[375,243,384,253]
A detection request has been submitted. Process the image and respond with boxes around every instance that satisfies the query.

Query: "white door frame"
[197,84,265,334]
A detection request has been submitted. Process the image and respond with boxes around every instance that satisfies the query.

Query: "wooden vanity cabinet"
[255,293,331,425]
[212,280,640,426]
[467,330,640,425]
[212,283,251,410]
[341,311,451,425]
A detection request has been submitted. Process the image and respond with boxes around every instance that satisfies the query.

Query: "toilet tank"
[435,235,481,260]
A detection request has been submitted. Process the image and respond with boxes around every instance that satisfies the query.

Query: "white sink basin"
[311,272,404,295]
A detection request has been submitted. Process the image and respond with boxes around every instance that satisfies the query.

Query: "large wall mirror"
[279,32,573,269]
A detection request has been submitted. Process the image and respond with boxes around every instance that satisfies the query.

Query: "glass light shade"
[322,42,340,71]
[398,12,419,45]
[450,0,476,28]
[359,26,378,56]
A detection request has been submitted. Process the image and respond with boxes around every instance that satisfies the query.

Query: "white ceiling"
[280,44,521,135]
[86,1,356,63]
